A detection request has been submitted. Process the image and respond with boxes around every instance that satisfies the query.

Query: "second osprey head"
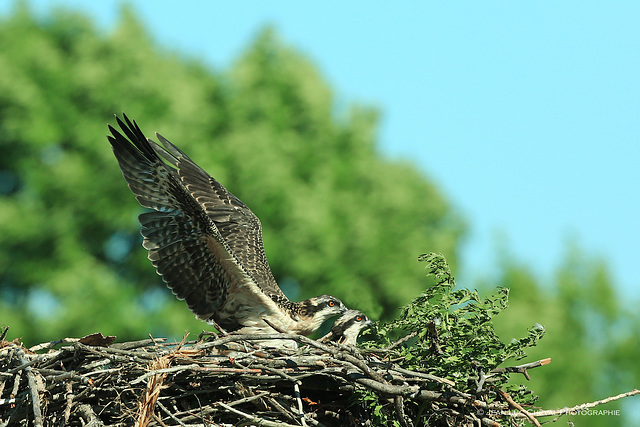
[321,309,374,346]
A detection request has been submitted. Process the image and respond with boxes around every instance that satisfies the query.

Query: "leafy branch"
[360,252,548,424]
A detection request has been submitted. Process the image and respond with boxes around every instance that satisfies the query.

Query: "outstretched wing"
[148,132,288,306]
[107,114,276,321]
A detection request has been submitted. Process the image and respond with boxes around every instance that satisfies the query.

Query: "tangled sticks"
[1,331,638,426]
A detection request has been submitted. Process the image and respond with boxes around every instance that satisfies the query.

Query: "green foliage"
[0,4,464,345]
[480,242,638,427]
[375,253,542,392]
[356,253,543,424]
[351,389,400,427]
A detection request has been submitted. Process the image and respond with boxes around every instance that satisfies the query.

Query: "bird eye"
[356,316,362,321]
[328,301,335,307]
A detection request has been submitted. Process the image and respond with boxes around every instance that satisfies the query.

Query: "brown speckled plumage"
[108,114,345,335]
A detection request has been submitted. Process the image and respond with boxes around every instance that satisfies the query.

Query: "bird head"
[296,294,347,335]
[328,309,374,345]
[305,294,347,318]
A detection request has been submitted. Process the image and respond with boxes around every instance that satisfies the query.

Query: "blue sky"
[4,1,639,301]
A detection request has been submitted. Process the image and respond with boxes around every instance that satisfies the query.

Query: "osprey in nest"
[107,114,346,337]
[320,310,374,346]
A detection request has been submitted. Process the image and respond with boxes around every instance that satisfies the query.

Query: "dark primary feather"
[149,133,287,305]
[107,114,267,322]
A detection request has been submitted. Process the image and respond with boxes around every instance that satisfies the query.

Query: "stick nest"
[2,330,638,427]
[0,329,503,427]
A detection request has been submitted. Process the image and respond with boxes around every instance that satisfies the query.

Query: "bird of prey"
[320,310,374,346]
[107,114,346,337]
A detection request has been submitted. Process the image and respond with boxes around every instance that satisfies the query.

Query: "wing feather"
[149,132,287,302]
[108,114,265,322]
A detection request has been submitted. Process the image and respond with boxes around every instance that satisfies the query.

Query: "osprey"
[320,310,373,346]
[107,114,346,336]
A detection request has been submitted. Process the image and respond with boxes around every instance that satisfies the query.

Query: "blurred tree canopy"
[0,4,464,344]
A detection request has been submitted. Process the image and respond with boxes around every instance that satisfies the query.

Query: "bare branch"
[384,331,417,351]
[491,358,551,380]
[498,388,542,427]
[14,348,44,427]
[217,401,301,427]
[525,389,640,418]
[76,404,104,427]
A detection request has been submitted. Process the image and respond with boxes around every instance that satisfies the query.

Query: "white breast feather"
[203,237,299,348]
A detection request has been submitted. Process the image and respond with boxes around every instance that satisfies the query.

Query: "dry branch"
[516,389,640,419]
[491,358,552,381]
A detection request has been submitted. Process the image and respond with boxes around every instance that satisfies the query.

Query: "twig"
[294,382,308,427]
[76,404,105,427]
[227,390,271,407]
[74,342,159,360]
[217,401,301,427]
[2,394,27,427]
[156,400,188,427]
[15,349,44,427]
[523,388,640,418]
[130,364,200,385]
[413,387,507,412]
[111,338,167,350]
[29,337,80,352]
[131,363,272,385]
[10,369,22,400]
[64,381,73,424]
[480,418,502,426]
[8,354,52,375]
[45,370,91,386]
[425,320,444,355]
[197,330,219,341]
[210,320,230,336]
[491,358,551,381]
[196,332,388,383]
[386,365,456,386]
[498,389,541,427]
[248,363,302,385]
[384,331,417,351]
[263,317,287,333]
[265,395,299,422]
[352,376,420,397]
[394,395,413,427]
[303,413,328,427]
